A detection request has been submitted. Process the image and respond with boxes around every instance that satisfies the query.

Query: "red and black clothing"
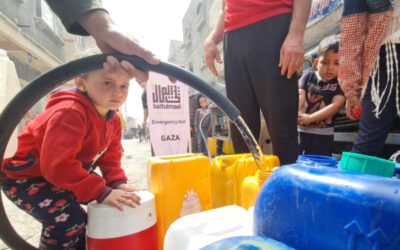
[1,89,127,249]
[223,1,298,165]
[2,89,127,202]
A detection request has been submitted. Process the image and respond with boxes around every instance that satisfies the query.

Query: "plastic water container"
[86,190,157,250]
[207,138,217,157]
[200,236,294,250]
[164,205,253,250]
[147,154,212,248]
[211,154,279,208]
[254,163,400,249]
[207,138,235,157]
[340,151,395,177]
[240,167,278,209]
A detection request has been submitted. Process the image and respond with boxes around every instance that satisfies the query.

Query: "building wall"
[0,0,65,61]
[0,0,96,115]
[168,40,185,66]
[182,0,217,89]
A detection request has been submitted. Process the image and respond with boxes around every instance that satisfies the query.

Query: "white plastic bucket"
[86,190,158,250]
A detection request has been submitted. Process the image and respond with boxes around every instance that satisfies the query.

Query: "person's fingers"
[287,53,304,79]
[107,56,119,70]
[168,76,177,83]
[346,103,356,120]
[279,47,284,68]
[204,54,218,76]
[215,50,223,64]
[101,28,160,65]
[120,60,148,82]
[280,49,290,76]
[286,56,297,79]
[131,194,141,205]
[294,55,304,76]
[120,33,160,65]
[117,196,134,207]
[111,200,123,211]
[103,61,111,74]
[103,56,121,75]
[119,194,141,207]
[118,184,137,192]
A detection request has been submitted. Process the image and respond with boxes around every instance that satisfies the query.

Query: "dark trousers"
[299,132,334,156]
[224,14,299,165]
[216,139,224,155]
[197,128,209,154]
[2,177,86,250]
[353,44,400,156]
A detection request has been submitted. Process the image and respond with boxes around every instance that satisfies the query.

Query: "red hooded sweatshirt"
[1,89,127,202]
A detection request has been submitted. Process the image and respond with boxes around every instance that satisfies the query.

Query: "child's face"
[315,50,339,81]
[199,98,207,108]
[76,68,130,117]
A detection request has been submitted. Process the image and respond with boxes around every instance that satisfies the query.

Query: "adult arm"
[204,0,225,76]
[279,0,312,79]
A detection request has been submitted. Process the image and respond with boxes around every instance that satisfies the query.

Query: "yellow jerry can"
[210,154,279,208]
[240,166,279,209]
[147,154,212,249]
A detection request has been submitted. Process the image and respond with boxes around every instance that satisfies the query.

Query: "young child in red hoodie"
[1,53,140,249]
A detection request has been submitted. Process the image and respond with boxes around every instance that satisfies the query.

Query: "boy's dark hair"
[318,35,340,56]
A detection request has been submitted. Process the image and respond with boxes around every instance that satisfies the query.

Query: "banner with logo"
[146,73,190,156]
[308,0,342,23]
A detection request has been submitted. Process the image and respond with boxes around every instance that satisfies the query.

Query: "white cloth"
[384,0,400,44]
[0,50,22,157]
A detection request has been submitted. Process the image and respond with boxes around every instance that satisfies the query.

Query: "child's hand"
[297,112,303,125]
[116,183,138,192]
[102,189,141,211]
[298,113,312,125]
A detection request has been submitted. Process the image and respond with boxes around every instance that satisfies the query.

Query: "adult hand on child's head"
[103,189,141,211]
[279,33,304,79]
[204,37,223,76]
[345,96,362,121]
[79,10,160,82]
[103,56,148,83]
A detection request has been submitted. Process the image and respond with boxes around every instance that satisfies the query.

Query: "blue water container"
[200,236,294,250]
[254,163,400,250]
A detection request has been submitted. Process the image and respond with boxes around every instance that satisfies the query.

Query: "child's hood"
[45,89,99,117]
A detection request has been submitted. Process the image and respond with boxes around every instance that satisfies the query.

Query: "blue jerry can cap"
[297,154,338,168]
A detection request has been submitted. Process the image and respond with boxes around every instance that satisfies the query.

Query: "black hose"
[0,54,240,249]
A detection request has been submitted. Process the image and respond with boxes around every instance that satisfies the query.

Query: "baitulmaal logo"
[180,189,202,217]
[152,84,182,110]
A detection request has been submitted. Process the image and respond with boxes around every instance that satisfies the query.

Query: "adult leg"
[298,132,306,155]
[224,31,261,154]
[2,177,87,250]
[216,139,224,155]
[197,131,204,153]
[301,133,334,156]
[352,45,398,156]
[244,14,299,164]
